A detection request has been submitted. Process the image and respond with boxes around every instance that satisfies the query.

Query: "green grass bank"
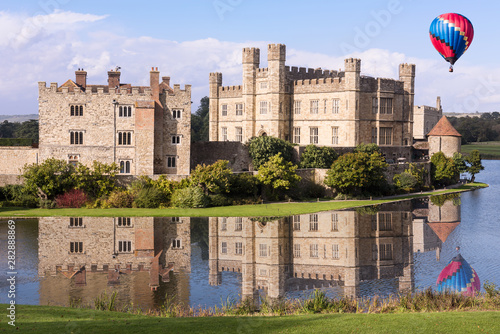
[0,183,487,218]
[462,141,500,159]
[1,304,499,334]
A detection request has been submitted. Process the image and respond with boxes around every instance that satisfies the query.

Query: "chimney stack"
[162,76,170,86]
[150,67,160,101]
[75,69,87,89]
[108,70,121,89]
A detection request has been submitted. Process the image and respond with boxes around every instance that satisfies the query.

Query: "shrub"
[257,153,301,200]
[107,189,134,208]
[208,194,232,207]
[54,189,88,208]
[171,187,209,208]
[133,187,168,208]
[229,173,260,197]
[299,145,338,169]
[247,136,295,169]
[431,152,459,187]
[190,160,232,194]
[393,172,418,193]
[22,158,75,199]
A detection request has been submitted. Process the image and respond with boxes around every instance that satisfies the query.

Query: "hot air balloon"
[436,253,480,295]
[429,13,474,72]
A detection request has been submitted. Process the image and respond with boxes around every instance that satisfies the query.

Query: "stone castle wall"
[0,147,38,180]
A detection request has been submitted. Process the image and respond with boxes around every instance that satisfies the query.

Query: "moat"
[0,160,498,310]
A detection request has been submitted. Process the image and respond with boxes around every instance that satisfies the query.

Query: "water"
[1,160,499,309]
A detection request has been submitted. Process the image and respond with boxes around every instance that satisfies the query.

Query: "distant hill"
[0,114,38,123]
[444,112,485,118]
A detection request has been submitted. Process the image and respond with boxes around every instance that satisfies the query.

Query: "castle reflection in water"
[37,196,460,308]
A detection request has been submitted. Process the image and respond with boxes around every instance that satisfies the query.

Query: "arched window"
[119,106,123,117]
[70,105,75,116]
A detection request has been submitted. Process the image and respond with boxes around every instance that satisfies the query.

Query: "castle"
[209,44,416,153]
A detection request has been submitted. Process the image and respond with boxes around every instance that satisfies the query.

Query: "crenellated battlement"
[267,43,286,61]
[218,85,243,98]
[286,66,341,80]
[242,47,260,65]
[399,63,416,77]
[209,72,223,84]
[344,58,361,72]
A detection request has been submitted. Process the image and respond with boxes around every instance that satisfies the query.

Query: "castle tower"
[344,58,361,145]
[242,47,260,139]
[399,63,416,145]
[427,116,461,157]
[209,73,222,141]
[208,217,222,286]
[267,44,288,140]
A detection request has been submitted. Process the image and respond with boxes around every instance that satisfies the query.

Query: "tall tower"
[267,44,287,139]
[399,63,416,146]
[344,58,361,145]
[242,47,260,139]
[209,72,222,141]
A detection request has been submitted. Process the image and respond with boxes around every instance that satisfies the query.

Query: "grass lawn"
[1,304,499,333]
[462,142,500,159]
[0,183,487,218]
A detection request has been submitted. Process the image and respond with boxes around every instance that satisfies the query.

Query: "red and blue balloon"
[429,13,474,72]
[436,253,480,295]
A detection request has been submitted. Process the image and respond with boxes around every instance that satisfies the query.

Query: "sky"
[1,0,499,115]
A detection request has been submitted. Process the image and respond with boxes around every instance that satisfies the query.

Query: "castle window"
[221,242,227,254]
[380,243,393,260]
[235,127,243,142]
[371,127,378,144]
[260,82,268,89]
[172,109,182,119]
[293,215,300,231]
[293,127,301,144]
[324,100,327,113]
[70,242,83,253]
[332,99,340,114]
[69,217,83,227]
[379,213,392,231]
[172,239,182,249]
[372,97,378,114]
[380,98,393,114]
[171,216,181,223]
[235,103,243,116]
[309,214,318,231]
[332,244,340,259]
[221,217,227,231]
[379,127,392,145]
[235,217,243,231]
[70,105,83,116]
[221,104,228,116]
[310,100,319,114]
[259,244,268,257]
[68,155,79,166]
[221,127,227,141]
[331,213,339,231]
[171,135,181,145]
[119,160,131,174]
[118,241,132,253]
[260,101,268,114]
[310,244,319,258]
[235,242,243,255]
[294,101,301,114]
[117,132,132,145]
[117,217,131,227]
[167,156,176,168]
[372,244,378,261]
[70,131,83,145]
[310,127,318,144]
[118,106,132,117]
[332,127,339,145]
[293,244,301,258]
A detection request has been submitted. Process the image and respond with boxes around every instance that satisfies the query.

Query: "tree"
[353,143,381,155]
[190,160,232,194]
[465,150,484,182]
[15,120,39,143]
[22,158,75,199]
[299,145,338,169]
[257,153,301,199]
[324,151,388,196]
[430,152,459,187]
[191,96,210,142]
[453,152,468,175]
[72,161,119,198]
[247,136,295,169]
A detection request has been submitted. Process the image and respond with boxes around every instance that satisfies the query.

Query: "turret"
[344,58,361,91]
[209,72,223,141]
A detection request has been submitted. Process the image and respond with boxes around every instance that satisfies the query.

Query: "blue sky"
[1,0,499,115]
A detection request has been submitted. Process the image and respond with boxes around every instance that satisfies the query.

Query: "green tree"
[299,145,338,169]
[324,151,388,196]
[190,160,232,194]
[353,143,381,155]
[430,152,459,187]
[256,152,301,199]
[453,152,468,175]
[465,149,484,182]
[393,172,418,193]
[191,96,210,142]
[247,136,295,169]
[72,161,119,198]
[0,120,19,139]
[14,120,39,143]
[22,158,75,199]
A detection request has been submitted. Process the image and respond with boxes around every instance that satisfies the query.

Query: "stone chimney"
[75,69,87,89]
[108,70,121,89]
[162,76,170,86]
[150,67,160,101]
[436,96,442,110]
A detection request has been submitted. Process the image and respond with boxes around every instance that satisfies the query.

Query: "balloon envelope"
[436,253,480,295]
[429,13,474,65]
